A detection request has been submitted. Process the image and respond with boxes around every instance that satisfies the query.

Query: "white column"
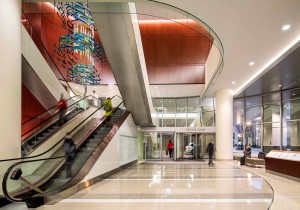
[0,0,21,159]
[215,89,233,160]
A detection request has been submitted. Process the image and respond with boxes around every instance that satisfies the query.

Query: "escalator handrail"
[2,97,125,202]
[0,95,123,163]
[21,95,82,126]
[21,94,97,140]
[2,155,66,202]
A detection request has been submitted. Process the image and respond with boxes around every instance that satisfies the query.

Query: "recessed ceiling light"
[282,24,290,31]
[249,61,255,66]
[232,81,236,85]
[278,85,282,87]
[293,94,296,96]
[154,86,158,89]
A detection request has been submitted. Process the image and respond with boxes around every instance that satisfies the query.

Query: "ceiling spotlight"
[249,61,255,66]
[232,81,236,85]
[278,85,282,87]
[293,94,296,96]
[282,24,290,31]
[154,86,158,89]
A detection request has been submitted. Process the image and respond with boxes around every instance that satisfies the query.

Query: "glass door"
[145,132,161,160]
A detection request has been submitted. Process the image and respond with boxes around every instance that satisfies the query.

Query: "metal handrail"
[21,95,96,140]
[21,95,82,126]
[2,96,124,202]
[0,95,122,163]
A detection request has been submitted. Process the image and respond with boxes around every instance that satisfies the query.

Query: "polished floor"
[2,160,300,210]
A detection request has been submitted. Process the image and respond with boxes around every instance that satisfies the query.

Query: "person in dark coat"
[206,140,215,166]
[63,133,76,177]
[240,145,251,165]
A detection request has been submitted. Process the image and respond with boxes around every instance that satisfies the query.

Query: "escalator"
[2,96,128,208]
[21,95,97,157]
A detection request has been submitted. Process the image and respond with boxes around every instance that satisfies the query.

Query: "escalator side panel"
[44,111,131,200]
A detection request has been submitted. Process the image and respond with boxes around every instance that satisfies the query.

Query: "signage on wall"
[185,127,207,132]
[140,127,216,133]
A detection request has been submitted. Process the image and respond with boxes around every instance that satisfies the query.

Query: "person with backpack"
[103,97,113,127]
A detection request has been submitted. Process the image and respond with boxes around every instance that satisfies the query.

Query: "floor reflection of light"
[190,174,194,182]
[166,188,172,194]
[247,173,252,179]
[149,171,162,187]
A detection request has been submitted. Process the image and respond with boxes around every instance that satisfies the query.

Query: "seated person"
[244,145,251,158]
[240,145,251,165]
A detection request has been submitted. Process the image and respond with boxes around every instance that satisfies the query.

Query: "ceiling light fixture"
[232,81,236,85]
[282,24,290,31]
[249,61,255,66]
[234,35,300,96]
[278,85,282,87]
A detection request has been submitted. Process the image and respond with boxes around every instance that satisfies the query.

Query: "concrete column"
[215,89,233,160]
[0,0,21,159]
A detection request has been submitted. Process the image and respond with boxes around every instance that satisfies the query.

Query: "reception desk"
[265,150,300,179]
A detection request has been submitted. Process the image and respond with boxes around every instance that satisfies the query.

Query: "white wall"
[82,114,137,181]
[215,89,233,160]
[0,0,21,159]
[204,43,222,90]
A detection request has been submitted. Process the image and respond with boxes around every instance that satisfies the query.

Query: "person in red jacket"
[57,94,67,125]
[167,140,174,158]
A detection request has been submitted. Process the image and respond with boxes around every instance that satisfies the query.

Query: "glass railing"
[21,95,82,140]
[21,95,99,157]
[1,95,124,201]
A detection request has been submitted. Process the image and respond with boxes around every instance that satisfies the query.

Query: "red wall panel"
[139,20,211,85]
[22,83,46,124]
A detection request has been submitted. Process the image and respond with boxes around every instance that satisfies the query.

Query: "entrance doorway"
[144,132,174,160]
[143,132,215,161]
[176,133,215,161]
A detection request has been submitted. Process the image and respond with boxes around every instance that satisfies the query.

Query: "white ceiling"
[150,84,204,98]
[156,0,300,97]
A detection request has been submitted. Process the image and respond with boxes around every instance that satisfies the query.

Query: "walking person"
[63,132,76,177]
[206,140,215,166]
[167,140,174,158]
[57,93,67,125]
[92,90,99,107]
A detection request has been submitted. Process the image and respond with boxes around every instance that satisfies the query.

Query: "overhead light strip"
[234,35,300,96]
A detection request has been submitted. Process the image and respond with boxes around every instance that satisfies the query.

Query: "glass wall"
[233,88,300,153]
[152,96,215,127]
